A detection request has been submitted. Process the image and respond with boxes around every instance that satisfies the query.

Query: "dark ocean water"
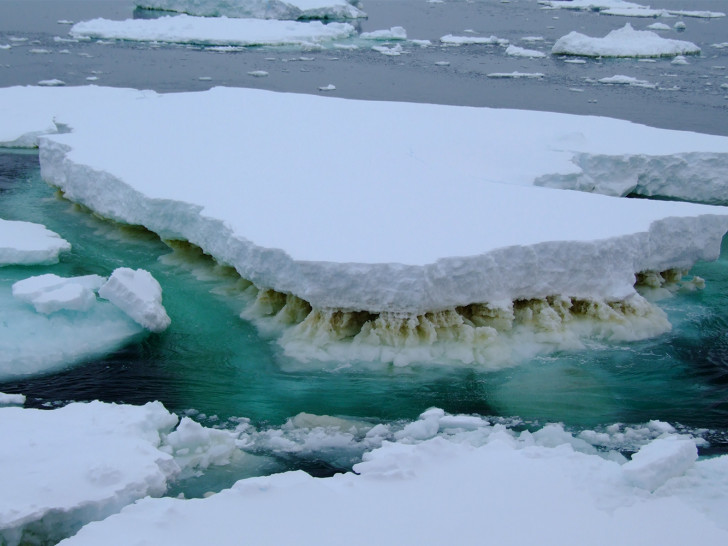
[1,0,727,472]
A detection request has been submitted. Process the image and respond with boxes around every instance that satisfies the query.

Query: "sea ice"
[0,392,25,406]
[552,24,701,57]
[505,44,546,58]
[57,407,728,546]
[0,400,239,546]
[360,26,407,41]
[12,273,105,314]
[70,14,355,47]
[440,34,509,46]
[598,74,655,88]
[134,0,366,20]
[3,85,728,363]
[98,267,171,333]
[0,219,71,265]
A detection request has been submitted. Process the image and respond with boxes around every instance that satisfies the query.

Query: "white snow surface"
[552,24,701,57]
[135,0,366,20]
[0,392,25,406]
[57,406,728,546]
[3,85,728,315]
[0,400,240,546]
[12,273,105,314]
[0,219,71,265]
[70,15,355,47]
[98,268,171,333]
[505,44,546,58]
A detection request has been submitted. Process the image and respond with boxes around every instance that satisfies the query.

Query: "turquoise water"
[1,150,727,457]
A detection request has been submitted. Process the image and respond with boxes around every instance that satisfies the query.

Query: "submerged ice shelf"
[2,85,728,362]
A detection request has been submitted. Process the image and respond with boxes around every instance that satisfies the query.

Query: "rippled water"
[1,151,726,463]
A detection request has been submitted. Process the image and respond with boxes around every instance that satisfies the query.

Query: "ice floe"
[0,400,239,546]
[598,74,655,88]
[440,34,509,46]
[3,85,728,364]
[540,0,725,18]
[0,392,25,406]
[552,24,700,57]
[135,0,366,20]
[1,268,169,380]
[0,219,71,265]
[53,405,728,546]
[70,14,355,47]
[505,44,546,58]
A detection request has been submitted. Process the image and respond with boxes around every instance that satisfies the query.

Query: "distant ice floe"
[0,400,242,546]
[552,23,700,57]
[33,405,726,546]
[598,74,655,88]
[70,14,355,47]
[440,34,509,46]
[360,26,407,41]
[540,0,725,18]
[1,268,169,381]
[3,85,728,365]
[487,71,545,78]
[0,219,71,265]
[135,0,366,20]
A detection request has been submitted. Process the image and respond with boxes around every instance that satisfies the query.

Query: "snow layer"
[13,273,105,314]
[59,407,728,546]
[0,219,71,265]
[70,15,355,47]
[135,0,366,20]
[98,268,171,333]
[0,401,239,546]
[552,24,701,57]
[0,86,726,322]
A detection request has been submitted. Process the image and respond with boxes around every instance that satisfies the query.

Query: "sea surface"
[1,0,727,485]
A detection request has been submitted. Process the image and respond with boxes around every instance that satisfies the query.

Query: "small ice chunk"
[646,23,671,31]
[318,83,336,91]
[37,79,66,86]
[360,27,407,41]
[372,44,403,56]
[98,268,171,333]
[441,34,508,46]
[247,70,269,77]
[12,273,106,314]
[487,72,545,78]
[505,44,546,58]
[622,436,698,491]
[674,21,686,31]
[0,219,71,265]
[672,55,689,65]
[598,75,655,88]
[0,392,25,406]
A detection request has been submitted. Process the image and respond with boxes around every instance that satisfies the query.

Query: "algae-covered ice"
[2,85,728,363]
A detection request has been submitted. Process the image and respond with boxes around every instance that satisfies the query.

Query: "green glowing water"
[1,150,726,447]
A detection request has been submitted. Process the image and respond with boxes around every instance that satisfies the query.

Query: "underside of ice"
[0,219,71,266]
[2,85,728,363]
[552,24,701,58]
[135,0,366,20]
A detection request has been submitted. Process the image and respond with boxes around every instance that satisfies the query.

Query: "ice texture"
[552,24,701,57]
[0,400,240,546]
[622,436,698,491]
[0,392,25,406]
[70,14,355,47]
[58,407,728,546]
[0,219,71,265]
[135,0,366,20]
[2,85,728,362]
[98,268,171,333]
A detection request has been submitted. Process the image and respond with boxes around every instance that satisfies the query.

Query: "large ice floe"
[135,0,367,20]
[32,406,724,546]
[552,23,701,57]
[2,85,728,365]
[0,219,70,265]
[1,268,170,381]
[0,400,240,546]
[70,14,355,47]
[540,0,725,18]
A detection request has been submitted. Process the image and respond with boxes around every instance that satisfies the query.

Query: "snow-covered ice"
[70,14,355,47]
[3,85,728,363]
[135,0,366,20]
[505,44,546,58]
[0,400,239,546]
[0,392,25,406]
[360,26,407,41]
[98,267,171,333]
[54,406,728,546]
[552,24,701,57]
[12,273,105,314]
[598,74,655,88]
[440,34,509,46]
[541,0,724,18]
[0,219,71,265]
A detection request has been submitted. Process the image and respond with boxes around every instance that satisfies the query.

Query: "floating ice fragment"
[598,75,655,88]
[0,392,25,406]
[360,26,407,41]
[646,22,670,31]
[552,24,700,57]
[372,44,403,56]
[318,83,336,91]
[29,48,51,54]
[0,219,71,265]
[98,268,171,333]
[247,70,269,77]
[487,71,545,78]
[671,55,688,65]
[440,34,508,46]
[505,44,546,58]
[134,0,366,20]
[37,79,66,86]
[674,21,686,31]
